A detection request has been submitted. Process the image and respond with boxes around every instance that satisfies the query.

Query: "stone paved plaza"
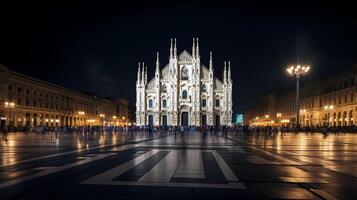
[1,131,357,199]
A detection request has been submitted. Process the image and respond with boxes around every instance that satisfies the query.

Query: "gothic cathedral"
[136,38,233,126]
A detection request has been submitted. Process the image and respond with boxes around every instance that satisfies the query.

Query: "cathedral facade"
[136,38,233,127]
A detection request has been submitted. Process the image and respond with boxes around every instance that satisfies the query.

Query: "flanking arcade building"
[136,38,233,127]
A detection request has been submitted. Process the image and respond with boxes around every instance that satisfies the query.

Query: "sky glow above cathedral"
[1,1,356,113]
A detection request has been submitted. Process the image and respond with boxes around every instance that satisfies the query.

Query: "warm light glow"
[78,111,85,115]
[5,101,15,108]
[113,116,117,119]
[276,113,282,118]
[265,115,269,118]
[324,105,334,110]
[286,65,311,76]
[87,119,96,123]
[99,114,105,118]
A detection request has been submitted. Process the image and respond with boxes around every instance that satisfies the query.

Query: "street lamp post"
[99,114,105,132]
[112,115,117,129]
[324,105,334,126]
[78,111,85,126]
[122,116,126,126]
[286,65,310,129]
[5,102,15,126]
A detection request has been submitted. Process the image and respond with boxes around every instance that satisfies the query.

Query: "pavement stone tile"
[1,131,357,199]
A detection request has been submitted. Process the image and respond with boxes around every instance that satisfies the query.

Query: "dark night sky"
[1,1,357,113]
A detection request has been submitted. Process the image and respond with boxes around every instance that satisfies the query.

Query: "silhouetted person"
[2,126,9,140]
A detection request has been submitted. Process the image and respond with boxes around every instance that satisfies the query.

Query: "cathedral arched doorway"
[162,115,167,126]
[148,115,154,127]
[181,112,189,126]
[201,115,207,126]
[215,115,220,127]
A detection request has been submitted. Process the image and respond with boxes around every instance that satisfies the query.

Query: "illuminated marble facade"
[136,38,233,126]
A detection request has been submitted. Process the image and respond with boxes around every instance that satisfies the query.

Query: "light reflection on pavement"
[1,131,357,199]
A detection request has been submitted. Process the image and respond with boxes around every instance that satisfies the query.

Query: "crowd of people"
[0,125,131,140]
[1,123,356,140]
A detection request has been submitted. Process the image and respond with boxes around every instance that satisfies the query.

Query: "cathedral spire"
[137,62,141,84]
[223,61,227,83]
[145,63,148,84]
[155,52,160,77]
[192,38,196,59]
[228,61,231,82]
[209,51,213,72]
[141,62,145,85]
[170,38,173,60]
[196,37,199,59]
[174,38,177,59]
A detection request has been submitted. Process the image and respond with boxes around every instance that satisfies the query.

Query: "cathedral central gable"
[178,50,193,62]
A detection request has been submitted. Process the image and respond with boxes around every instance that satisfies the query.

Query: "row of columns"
[0,110,88,127]
[322,111,354,126]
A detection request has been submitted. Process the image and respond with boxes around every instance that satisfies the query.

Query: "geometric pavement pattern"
[1,132,357,199]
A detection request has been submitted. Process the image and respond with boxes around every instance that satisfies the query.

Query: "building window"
[181,66,189,80]
[26,100,29,106]
[149,99,153,108]
[215,99,220,107]
[182,90,187,99]
[162,99,167,108]
[201,84,207,92]
[202,99,207,107]
[33,101,36,107]
[17,98,22,105]
[8,85,12,91]
[34,91,36,96]
[17,87,22,92]
[26,89,30,94]
[162,85,167,93]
